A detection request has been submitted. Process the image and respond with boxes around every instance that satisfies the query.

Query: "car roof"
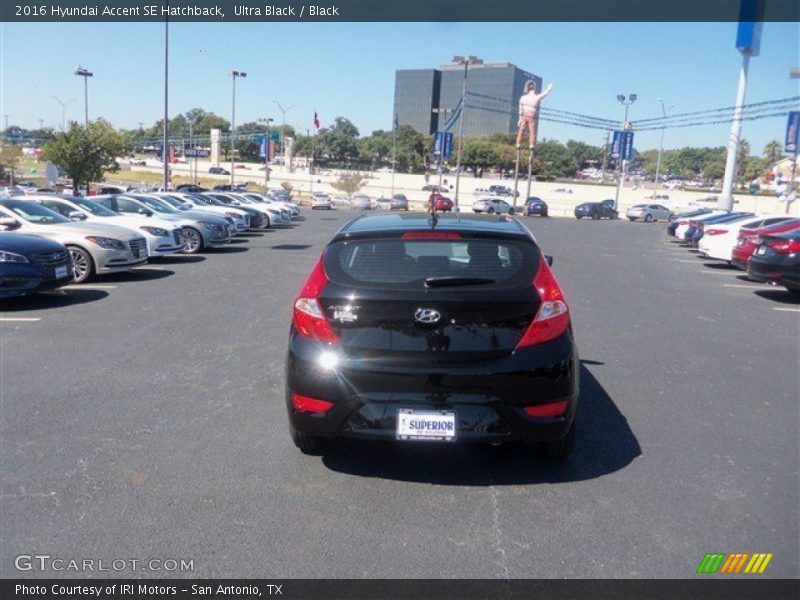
[334,213,532,241]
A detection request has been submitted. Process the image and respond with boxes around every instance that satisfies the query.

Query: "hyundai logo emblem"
[414,308,442,324]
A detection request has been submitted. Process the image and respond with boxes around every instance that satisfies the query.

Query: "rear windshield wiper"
[425,276,495,288]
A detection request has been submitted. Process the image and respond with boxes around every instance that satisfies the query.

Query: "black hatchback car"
[574,199,617,220]
[746,229,800,295]
[285,213,579,457]
[0,232,74,298]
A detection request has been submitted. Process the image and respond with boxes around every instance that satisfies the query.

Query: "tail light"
[516,256,570,348]
[292,256,340,344]
[705,228,727,236]
[291,392,334,414]
[523,400,568,418]
[768,239,800,254]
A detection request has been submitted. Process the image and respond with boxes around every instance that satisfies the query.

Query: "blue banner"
[622,131,634,160]
[259,136,271,160]
[611,130,623,159]
[785,111,800,153]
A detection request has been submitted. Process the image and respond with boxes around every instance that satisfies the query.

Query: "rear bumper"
[285,331,579,444]
[747,256,800,289]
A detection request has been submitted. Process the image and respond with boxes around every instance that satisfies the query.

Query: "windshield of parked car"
[133,195,178,214]
[1,199,70,224]
[71,197,119,217]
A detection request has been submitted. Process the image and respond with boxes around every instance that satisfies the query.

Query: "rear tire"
[290,425,327,455]
[487,208,495,214]
[591,213,599,220]
[645,213,654,222]
[628,217,636,222]
[542,421,575,459]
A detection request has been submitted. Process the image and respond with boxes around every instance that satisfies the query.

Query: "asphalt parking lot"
[1,211,798,579]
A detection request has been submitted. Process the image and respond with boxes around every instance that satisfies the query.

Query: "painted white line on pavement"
[773,307,800,313]
[133,266,171,271]
[0,317,41,322]
[700,270,736,275]
[675,259,700,263]
[63,285,117,290]
[724,284,765,289]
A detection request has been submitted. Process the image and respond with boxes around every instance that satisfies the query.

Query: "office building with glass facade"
[393,62,542,137]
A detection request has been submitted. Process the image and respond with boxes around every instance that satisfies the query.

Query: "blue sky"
[1,21,798,153]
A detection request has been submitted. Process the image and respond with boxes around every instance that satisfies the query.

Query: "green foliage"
[319,117,361,163]
[763,139,783,165]
[330,171,366,198]
[42,119,127,194]
[0,142,23,182]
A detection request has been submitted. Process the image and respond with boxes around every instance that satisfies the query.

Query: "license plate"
[396,409,456,442]
[756,245,767,256]
[55,265,69,279]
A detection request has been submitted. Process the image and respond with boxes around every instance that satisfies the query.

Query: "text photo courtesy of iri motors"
[1,1,799,599]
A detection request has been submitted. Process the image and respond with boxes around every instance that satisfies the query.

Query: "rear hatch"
[320,233,542,364]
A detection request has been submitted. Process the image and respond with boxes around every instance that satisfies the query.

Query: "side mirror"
[232,201,241,206]
[138,208,154,217]
[545,255,554,267]
[68,211,87,221]
[0,217,22,231]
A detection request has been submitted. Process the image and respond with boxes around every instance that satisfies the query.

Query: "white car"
[472,197,513,214]
[239,193,296,222]
[311,193,332,210]
[0,197,148,283]
[156,193,251,232]
[698,214,797,261]
[331,195,351,208]
[26,195,184,258]
[223,193,289,226]
[673,210,728,239]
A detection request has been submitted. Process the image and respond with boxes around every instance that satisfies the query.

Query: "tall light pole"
[162,17,169,192]
[259,117,275,189]
[51,96,74,132]
[613,93,636,213]
[273,101,296,156]
[230,70,247,186]
[74,66,93,127]
[187,115,198,184]
[452,55,483,210]
[654,99,673,194]
[432,107,452,190]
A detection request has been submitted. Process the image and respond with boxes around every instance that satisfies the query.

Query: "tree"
[195,113,230,135]
[361,130,392,167]
[461,139,497,178]
[319,117,360,163]
[331,172,366,198]
[0,142,23,183]
[42,120,127,195]
[763,139,783,165]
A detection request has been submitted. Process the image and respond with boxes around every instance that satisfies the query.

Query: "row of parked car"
[667,207,800,295]
[0,189,301,298]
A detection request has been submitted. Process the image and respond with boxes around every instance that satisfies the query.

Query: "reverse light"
[516,256,570,349]
[293,256,340,344]
[523,400,568,418]
[291,392,334,414]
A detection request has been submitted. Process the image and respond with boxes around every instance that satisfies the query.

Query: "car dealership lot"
[1,212,797,578]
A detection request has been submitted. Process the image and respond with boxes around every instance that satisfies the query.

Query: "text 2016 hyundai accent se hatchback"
[285,213,579,457]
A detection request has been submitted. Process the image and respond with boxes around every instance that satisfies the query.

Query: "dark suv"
[285,213,579,458]
[574,199,617,220]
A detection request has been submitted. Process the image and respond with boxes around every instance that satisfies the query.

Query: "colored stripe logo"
[697,553,773,574]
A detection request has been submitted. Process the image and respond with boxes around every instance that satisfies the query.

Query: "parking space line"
[0,317,42,322]
[773,307,800,313]
[133,266,171,271]
[724,284,765,289]
[700,270,736,275]
[674,259,700,263]
[63,285,117,290]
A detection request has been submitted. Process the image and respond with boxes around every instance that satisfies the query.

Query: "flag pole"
[391,113,397,197]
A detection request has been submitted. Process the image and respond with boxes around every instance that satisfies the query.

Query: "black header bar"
[1,0,799,23]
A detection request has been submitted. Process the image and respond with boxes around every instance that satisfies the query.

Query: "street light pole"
[273,101,296,156]
[613,93,636,213]
[654,99,672,194]
[230,70,247,186]
[259,117,274,190]
[719,53,751,211]
[51,97,74,132]
[391,113,398,197]
[74,66,93,127]
[452,55,483,210]
[162,17,169,192]
[432,107,452,191]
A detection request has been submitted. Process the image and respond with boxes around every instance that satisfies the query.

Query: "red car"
[731,218,800,270]
[428,192,453,212]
